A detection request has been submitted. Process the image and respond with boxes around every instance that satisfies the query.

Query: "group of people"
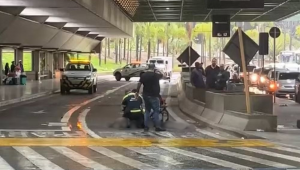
[2,60,24,85]
[4,60,24,76]
[191,58,230,90]
[121,63,166,132]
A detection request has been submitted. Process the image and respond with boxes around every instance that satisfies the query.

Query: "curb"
[0,90,60,108]
[179,106,265,139]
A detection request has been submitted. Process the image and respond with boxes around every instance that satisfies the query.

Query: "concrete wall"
[179,74,277,132]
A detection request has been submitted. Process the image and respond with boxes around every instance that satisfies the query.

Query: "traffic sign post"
[269,27,281,103]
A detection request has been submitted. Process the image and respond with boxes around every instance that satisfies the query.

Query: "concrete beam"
[45,22,67,29]
[15,48,24,62]
[76,31,90,37]
[22,16,49,23]
[87,34,99,39]
[0,43,21,48]
[0,6,25,16]
[22,46,43,50]
[95,37,105,41]
[62,27,79,33]
[42,48,58,52]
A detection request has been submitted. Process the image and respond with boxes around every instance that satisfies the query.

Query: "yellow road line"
[0,138,274,147]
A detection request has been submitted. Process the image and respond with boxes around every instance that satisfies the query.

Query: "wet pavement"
[0,75,300,169]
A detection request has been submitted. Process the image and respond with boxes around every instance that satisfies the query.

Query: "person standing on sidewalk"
[205,58,220,89]
[136,64,166,132]
[191,62,206,88]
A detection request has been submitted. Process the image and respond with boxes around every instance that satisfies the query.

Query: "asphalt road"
[0,76,300,169]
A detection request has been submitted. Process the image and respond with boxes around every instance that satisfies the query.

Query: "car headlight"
[260,77,265,83]
[251,74,257,81]
[86,76,91,80]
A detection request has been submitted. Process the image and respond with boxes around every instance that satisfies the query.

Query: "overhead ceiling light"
[166,8,170,10]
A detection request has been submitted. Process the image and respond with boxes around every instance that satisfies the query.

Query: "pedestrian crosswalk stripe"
[239,147,300,163]
[51,146,112,170]
[0,155,14,170]
[274,146,300,155]
[161,147,252,170]
[0,145,299,169]
[89,146,155,170]
[127,147,183,165]
[14,146,64,170]
[202,147,295,168]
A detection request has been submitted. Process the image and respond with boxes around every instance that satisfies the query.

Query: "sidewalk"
[0,79,60,107]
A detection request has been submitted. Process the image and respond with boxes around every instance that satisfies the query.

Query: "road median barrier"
[178,73,277,138]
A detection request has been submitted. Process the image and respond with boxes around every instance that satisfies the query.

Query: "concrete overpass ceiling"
[0,0,133,52]
[114,0,300,22]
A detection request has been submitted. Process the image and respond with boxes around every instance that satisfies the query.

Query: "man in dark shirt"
[191,62,205,88]
[205,58,220,89]
[199,62,205,76]
[136,64,165,132]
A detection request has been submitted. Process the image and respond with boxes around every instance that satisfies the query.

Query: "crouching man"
[122,89,144,128]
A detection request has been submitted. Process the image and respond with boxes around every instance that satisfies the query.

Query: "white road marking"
[239,147,300,163]
[274,146,300,154]
[79,109,176,168]
[195,129,227,139]
[0,129,70,132]
[128,147,183,165]
[51,146,112,170]
[21,132,28,137]
[61,82,132,125]
[202,148,294,168]
[14,146,63,170]
[32,110,46,114]
[161,147,251,170]
[0,156,15,170]
[89,146,155,170]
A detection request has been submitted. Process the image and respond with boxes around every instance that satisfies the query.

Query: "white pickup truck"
[60,60,98,94]
[147,57,173,80]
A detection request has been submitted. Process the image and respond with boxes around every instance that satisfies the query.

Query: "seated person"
[122,89,144,128]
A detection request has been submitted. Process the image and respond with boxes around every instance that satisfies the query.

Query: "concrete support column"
[14,48,23,63]
[47,52,54,79]
[58,53,65,68]
[0,48,2,85]
[32,50,40,80]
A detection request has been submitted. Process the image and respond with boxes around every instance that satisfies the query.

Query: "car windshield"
[65,63,91,71]
[157,60,164,64]
[253,69,261,73]
[270,71,279,79]
[279,72,299,80]
[262,69,271,75]
[149,60,156,64]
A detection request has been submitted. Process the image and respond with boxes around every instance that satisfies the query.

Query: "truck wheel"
[60,86,66,95]
[93,84,97,92]
[66,89,70,94]
[125,77,130,81]
[115,73,121,81]
[88,86,94,94]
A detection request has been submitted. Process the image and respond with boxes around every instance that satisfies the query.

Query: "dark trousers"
[123,111,144,128]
